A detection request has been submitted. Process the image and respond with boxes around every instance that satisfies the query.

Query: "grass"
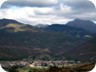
[9,63,95,72]
[17,67,48,72]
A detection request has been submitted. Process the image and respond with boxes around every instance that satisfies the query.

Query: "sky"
[0,0,96,25]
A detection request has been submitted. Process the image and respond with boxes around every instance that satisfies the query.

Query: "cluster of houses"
[0,61,29,68]
[29,60,81,68]
[0,60,81,68]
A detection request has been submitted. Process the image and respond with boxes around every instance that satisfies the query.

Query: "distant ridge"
[35,24,49,28]
[0,18,42,32]
[43,24,92,37]
[66,19,96,33]
[0,18,22,27]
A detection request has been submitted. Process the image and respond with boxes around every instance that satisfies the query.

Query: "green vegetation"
[18,67,47,72]
[7,63,95,72]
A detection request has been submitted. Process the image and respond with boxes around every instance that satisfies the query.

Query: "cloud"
[1,0,58,8]
[56,0,96,20]
[0,0,96,25]
[62,0,95,12]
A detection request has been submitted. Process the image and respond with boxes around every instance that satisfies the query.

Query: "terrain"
[5,63,95,72]
[0,18,96,61]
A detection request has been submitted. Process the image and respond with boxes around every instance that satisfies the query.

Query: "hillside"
[0,18,95,61]
[0,18,22,27]
[67,19,96,33]
[0,31,87,60]
[0,19,42,32]
[65,37,96,61]
[43,24,92,37]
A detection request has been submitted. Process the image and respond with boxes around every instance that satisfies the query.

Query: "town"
[0,58,95,72]
[0,59,81,68]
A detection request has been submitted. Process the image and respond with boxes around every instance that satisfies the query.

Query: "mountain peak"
[35,24,49,28]
[0,18,22,24]
[1,18,16,22]
[74,18,82,21]
[1,18,11,20]
[0,18,42,32]
[67,19,96,33]
[73,18,92,22]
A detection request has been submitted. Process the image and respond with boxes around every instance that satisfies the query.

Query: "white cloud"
[89,0,96,7]
[0,0,96,25]
[58,3,72,15]
[0,5,73,25]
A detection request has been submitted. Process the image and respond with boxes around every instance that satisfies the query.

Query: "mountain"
[0,18,42,32]
[35,24,49,28]
[0,18,22,27]
[66,19,96,33]
[43,24,93,37]
[0,18,95,61]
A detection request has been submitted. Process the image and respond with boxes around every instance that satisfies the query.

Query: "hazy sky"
[0,0,96,25]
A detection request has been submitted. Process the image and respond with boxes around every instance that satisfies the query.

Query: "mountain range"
[0,18,96,61]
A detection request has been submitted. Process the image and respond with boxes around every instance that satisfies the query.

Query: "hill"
[0,18,95,61]
[0,18,42,32]
[43,24,92,37]
[66,19,96,33]
[65,37,96,61]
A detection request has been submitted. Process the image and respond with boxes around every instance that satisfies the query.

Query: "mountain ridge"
[66,18,96,33]
[0,18,43,32]
[0,18,95,61]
